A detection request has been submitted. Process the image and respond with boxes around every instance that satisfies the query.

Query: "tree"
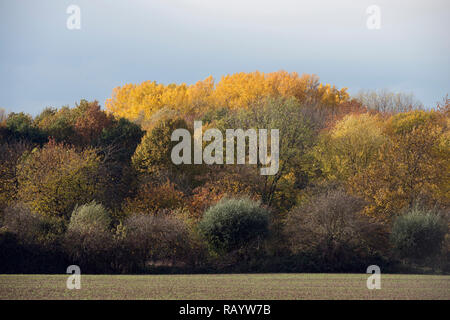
[131,118,200,191]
[313,113,386,181]
[356,89,423,113]
[94,117,144,211]
[106,81,190,129]
[5,112,46,143]
[185,76,215,119]
[97,117,144,164]
[105,71,350,128]
[132,118,189,175]
[0,141,31,211]
[16,140,104,219]
[35,106,78,144]
[219,96,316,209]
[73,100,113,146]
[36,100,116,147]
[349,110,449,220]
[123,180,185,216]
[213,71,349,110]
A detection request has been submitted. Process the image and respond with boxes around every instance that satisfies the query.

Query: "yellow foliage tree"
[349,110,449,220]
[105,71,349,129]
[314,113,386,181]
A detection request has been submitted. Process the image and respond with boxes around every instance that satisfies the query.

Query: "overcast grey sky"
[1,0,449,115]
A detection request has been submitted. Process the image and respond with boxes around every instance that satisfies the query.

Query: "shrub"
[114,213,194,272]
[0,204,67,273]
[64,202,114,273]
[189,169,260,218]
[68,201,111,232]
[198,198,270,255]
[64,228,114,273]
[2,203,65,246]
[390,207,447,263]
[284,189,389,271]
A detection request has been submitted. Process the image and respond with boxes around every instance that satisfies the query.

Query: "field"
[0,274,449,300]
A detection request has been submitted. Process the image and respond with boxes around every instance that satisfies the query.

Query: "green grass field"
[0,274,449,300]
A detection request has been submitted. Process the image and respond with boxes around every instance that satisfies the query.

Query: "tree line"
[0,71,448,274]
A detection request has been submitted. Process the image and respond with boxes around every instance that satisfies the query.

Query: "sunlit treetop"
[105,71,349,130]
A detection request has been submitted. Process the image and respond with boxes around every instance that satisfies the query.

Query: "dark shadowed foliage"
[0,204,67,273]
[391,206,447,265]
[284,188,389,271]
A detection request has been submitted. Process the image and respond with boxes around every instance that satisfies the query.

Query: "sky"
[1,0,449,115]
